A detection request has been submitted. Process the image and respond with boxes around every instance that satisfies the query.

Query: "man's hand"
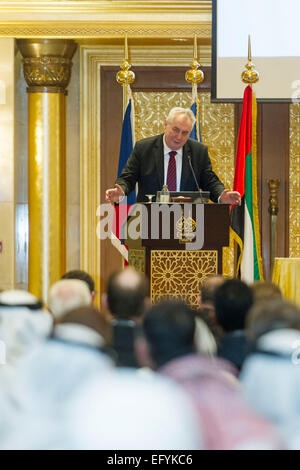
[105,184,125,204]
[219,189,241,205]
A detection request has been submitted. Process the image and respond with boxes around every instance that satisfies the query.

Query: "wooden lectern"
[122,203,230,307]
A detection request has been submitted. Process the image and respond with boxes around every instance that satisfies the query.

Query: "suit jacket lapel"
[155,134,164,189]
[180,141,192,190]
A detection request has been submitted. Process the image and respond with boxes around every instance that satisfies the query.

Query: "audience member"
[1,269,293,450]
[251,281,282,305]
[241,299,300,449]
[62,270,97,303]
[102,267,149,367]
[193,314,217,357]
[214,278,253,370]
[0,305,114,450]
[0,290,52,384]
[195,275,226,355]
[62,370,202,450]
[53,305,112,350]
[137,300,282,450]
[103,267,149,321]
[246,297,300,343]
[199,275,225,309]
[48,279,91,320]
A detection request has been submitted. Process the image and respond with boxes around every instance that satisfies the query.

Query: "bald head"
[116,267,142,290]
[106,268,149,320]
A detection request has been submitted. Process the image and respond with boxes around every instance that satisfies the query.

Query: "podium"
[122,203,230,308]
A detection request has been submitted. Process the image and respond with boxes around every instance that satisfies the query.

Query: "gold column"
[17,39,77,303]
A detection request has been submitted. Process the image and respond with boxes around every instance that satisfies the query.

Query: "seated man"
[195,274,226,355]
[214,279,253,371]
[241,299,300,450]
[0,304,114,450]
[0,290,52,385]
[137,299,283,450]
[48,279,92,321]
[102,267,149,367]
[250,280,282,305]
[61,269,97,303]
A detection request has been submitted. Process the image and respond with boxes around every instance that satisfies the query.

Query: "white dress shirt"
[163,136,224,201]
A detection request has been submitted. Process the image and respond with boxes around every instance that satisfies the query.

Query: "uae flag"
[230,85,264,282]
[189,83,202,142]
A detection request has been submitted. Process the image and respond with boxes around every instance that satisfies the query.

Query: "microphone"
[187,155,201,192]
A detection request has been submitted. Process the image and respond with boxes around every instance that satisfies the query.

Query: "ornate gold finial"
[116,34,135,85]
[185,34,204,85]
[241,35,259,84]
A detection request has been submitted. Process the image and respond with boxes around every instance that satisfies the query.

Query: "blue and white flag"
[117,87,136,205]
[111,86,136,261]
[189,84,202,143]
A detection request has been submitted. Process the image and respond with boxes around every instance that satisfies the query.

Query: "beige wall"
[66,47,80,271]
[15,48,28,289]
[0,38,15,290]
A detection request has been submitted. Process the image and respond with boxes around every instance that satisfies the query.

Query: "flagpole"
[185,34,204,142]
[114,37,136,267]
[232,36,264,281]
[116,33,135,114]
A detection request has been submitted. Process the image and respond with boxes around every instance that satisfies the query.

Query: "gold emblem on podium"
[176,211,196,243]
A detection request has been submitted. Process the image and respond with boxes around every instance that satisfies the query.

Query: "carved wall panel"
[128,248,146,274]
[151,250,218,308]
[289,104,300,257]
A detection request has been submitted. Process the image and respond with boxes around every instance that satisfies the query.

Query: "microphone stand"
[187,155,204,203]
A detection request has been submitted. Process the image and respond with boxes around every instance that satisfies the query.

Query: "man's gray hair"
[166,107,196,128]
[49,279,91,319]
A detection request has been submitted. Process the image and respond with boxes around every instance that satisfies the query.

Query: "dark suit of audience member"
[214,279,254,371]
[103,267,149,368]
[241,299,300,449]
[197,274,225,347]
[137,300,282,450]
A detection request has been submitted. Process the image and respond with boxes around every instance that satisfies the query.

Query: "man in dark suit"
[101,267,150,368]
[106,107,241,205]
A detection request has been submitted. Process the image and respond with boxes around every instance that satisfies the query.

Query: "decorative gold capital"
[268,179,280,215]
[17,39,77,94]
